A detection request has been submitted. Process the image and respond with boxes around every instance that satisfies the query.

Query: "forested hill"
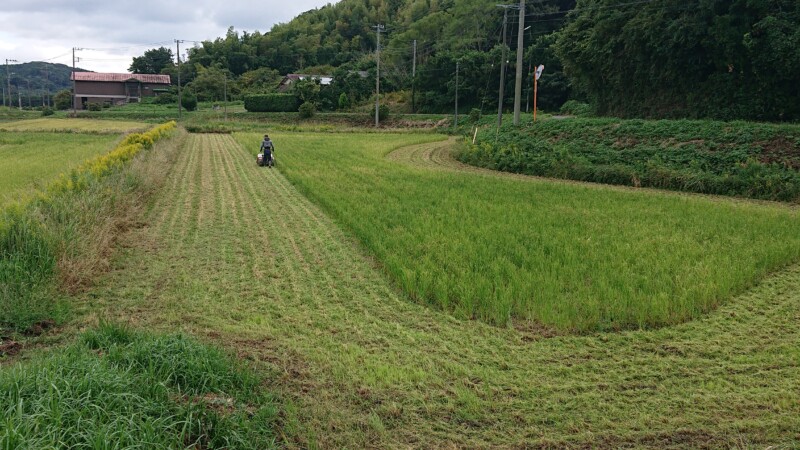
[2,63,78,107]
[171,0,799,121]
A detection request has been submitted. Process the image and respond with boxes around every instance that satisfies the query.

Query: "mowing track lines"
[95,133,800,447]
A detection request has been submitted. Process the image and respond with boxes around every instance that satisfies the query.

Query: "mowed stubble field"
[75,130,800,448]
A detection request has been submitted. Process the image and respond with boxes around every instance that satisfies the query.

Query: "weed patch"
[0,323,278,448]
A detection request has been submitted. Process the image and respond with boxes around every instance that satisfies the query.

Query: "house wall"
[74,81,168,109]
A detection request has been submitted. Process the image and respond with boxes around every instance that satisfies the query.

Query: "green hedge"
[244,94,300,113]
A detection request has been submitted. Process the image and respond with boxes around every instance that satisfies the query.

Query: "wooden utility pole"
[513,0,525,125]
[6,59,18,109]
[412,39,416,114]
[72,48,78,115]
[175,40,183,120]
[497,6,512,128]
[454,61,459,127]
[374,24,384,127]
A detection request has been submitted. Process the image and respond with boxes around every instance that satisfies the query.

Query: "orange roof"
[71,72,171,84]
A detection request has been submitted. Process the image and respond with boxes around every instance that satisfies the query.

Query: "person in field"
[260,134,275,168]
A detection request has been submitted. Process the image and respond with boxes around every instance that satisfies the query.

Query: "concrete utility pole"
[6,59,18,109]
[223,73,228,121]
[175,40,183,120]
[496,5,513,128]
[374,24,384,127]
[412,39,417,114]
[454,61,459,127]
[513,0,525,125]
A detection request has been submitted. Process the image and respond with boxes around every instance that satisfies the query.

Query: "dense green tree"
[53,89,72,110]
[556,0,800,120]
[129,47,174,74]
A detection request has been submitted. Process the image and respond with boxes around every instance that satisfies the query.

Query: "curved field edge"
[234,131,800,332]
[84,133,800,448]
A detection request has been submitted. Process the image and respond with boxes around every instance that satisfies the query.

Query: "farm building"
[70,72,171,109]
[277,74,333,92]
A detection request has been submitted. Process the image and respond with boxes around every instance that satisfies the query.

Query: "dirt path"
[84,133,800,448]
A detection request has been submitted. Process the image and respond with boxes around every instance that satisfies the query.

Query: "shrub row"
[0,121,177,331]
[244,94,300,112]
[460,118,800,202]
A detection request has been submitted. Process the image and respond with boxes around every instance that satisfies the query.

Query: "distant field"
[0,132,119,202]
[244,132,800,332]
[0,118,147,133]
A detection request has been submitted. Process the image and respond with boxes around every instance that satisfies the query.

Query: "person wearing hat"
[260,134,275,167]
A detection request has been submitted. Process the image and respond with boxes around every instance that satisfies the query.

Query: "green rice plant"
[0,323,278,448]
[237,131,800,332]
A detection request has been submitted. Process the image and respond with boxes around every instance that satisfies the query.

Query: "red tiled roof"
[71,72,171,84]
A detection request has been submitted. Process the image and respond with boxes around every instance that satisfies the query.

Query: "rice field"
[0,118,148,133]
[0,132,120,202]
[238,132,800,332]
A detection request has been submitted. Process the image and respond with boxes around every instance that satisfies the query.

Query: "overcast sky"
[0,0,339,73]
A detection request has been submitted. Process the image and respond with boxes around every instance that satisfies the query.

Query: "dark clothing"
[260,139,274,155]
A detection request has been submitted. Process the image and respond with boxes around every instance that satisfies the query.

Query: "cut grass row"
[239,131,800,331]
[1,323,278,448]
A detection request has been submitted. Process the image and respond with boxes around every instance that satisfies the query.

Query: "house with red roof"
[70,72,171,109]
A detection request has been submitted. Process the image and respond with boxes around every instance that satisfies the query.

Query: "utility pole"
[72,48,81,115]
[223,73,228,121]
[175,40,183,120]
[454,61,459,127]
[373,24,384,127]
[496,6,512,128]
[6,59,18,109]
[44,64,49,107]
[526,61,532,112]
[513,0,525,125]
[412,39,417,114]
[26,79,31,107]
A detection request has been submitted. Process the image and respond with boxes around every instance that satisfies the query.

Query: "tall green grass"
[1,323,278,448]
[241,131,800,332]
[0,122,176,331]
[459,118,800,202]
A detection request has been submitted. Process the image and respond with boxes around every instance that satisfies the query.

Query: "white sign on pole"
[535,64,545,80]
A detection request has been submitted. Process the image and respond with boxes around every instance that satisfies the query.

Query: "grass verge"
[1,322,278,448]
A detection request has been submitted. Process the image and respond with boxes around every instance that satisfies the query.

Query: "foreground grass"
[1,323,278,448]
[80,132,800,447]
[235,132,800,332]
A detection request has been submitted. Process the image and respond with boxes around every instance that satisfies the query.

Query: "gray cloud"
[0,0,338,72]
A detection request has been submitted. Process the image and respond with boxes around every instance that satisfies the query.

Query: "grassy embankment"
[235,131,800,332]
[81,132,800,447]
[0,121,176,331]
[459,117,800,202]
